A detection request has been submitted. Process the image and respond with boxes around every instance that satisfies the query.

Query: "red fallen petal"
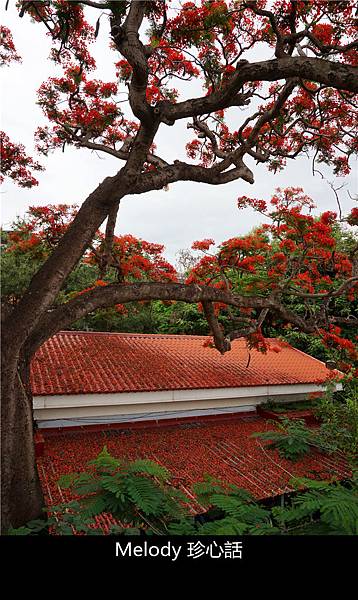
[37,415,352,534]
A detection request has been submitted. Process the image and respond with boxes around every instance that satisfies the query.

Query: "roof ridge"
[57,330,210,339]
[55,331,274,342]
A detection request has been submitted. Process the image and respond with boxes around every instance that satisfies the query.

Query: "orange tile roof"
[30,331,336,396]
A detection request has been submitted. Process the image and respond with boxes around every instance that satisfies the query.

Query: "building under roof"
[33,332,349,522]
[31,331,340,429]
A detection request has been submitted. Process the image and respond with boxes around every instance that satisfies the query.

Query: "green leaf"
[58,473,79,489]
[125,475,165,515]
[126,459,169,481]
[80,494,108,519]
[209,494,270,524]
[88,446,121,471]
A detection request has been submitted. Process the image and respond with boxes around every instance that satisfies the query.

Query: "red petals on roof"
[38,417,352,519]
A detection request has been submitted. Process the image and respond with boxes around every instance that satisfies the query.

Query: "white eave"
[33,381,342,425]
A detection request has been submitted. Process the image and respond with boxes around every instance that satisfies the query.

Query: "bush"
[314,379,358,465]
[252,418,314,461]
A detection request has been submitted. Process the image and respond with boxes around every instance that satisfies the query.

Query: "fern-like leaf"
[197,517,249,535]
[125,476,165,515]
[126,459,169,481]
[80,494,108,519]
[209,494,270,524]
[168,519,198,535]
[319,489,358,534]
[88,446,121,472]
[58,473,79,489]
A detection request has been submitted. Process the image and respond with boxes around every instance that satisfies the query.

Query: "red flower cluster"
[347,208,358,226]
[191,239,215,251]
[184,187,357,359]
[0,25,21,66]
[35,65,123,155]
[320,326,357,361]
[0,132,44,188]
[6,204,78,256]
[84,233,178,287]
[24,0,95,70]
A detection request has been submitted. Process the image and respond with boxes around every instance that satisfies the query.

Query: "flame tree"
[1,0,358,532]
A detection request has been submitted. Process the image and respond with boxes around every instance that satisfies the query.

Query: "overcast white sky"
[1,2,357,263]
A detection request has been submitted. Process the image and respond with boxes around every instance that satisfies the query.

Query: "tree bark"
[1,338,44,534]
[0,111,160,535]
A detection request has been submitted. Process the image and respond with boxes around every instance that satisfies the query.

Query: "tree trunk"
[1,341,44,534]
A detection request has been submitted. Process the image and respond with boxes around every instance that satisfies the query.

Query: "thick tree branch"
[131,158,254,194]
[7,170,130,345]
[226,308,270,343]
[202,301,231,354]
[99,202,120,278]
[188,118,228,159]
[248,79,298,145]
[159,57,358,123]
[27,283,315,356]
[111,1,153,126]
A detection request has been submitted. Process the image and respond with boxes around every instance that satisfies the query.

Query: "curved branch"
[131,158,254,195]
[287,276,358,299]
[226,308,270,343]
[188,118,228,159]
[77,137,168,168]
[247,79,298,145]
[111,1,153,125]
[26,282,315,356]
[160,57,358,123]
[79,1,109,8]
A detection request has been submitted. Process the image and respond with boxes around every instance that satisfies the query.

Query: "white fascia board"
[33,381,340,410]
[35,397,258,421]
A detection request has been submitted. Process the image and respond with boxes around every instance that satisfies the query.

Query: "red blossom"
[1,131,44,188]
[347,208,358,226]
[191,239,215,251]
[0,26,21,66]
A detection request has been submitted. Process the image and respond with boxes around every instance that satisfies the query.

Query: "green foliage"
[1,235,98,304]
[253,378,358,467]
[263,398,317,413]
[273,477,358,535]
[314,379,358,464]
[8,518,48,536]
[153,301,210,335]
[13,446,189,535]
[1,250,43,300]
[273,330,333,362]
[168,477,279,536]
[252,418,314,461]
[193,475,253,506]
[71,302,161,333]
